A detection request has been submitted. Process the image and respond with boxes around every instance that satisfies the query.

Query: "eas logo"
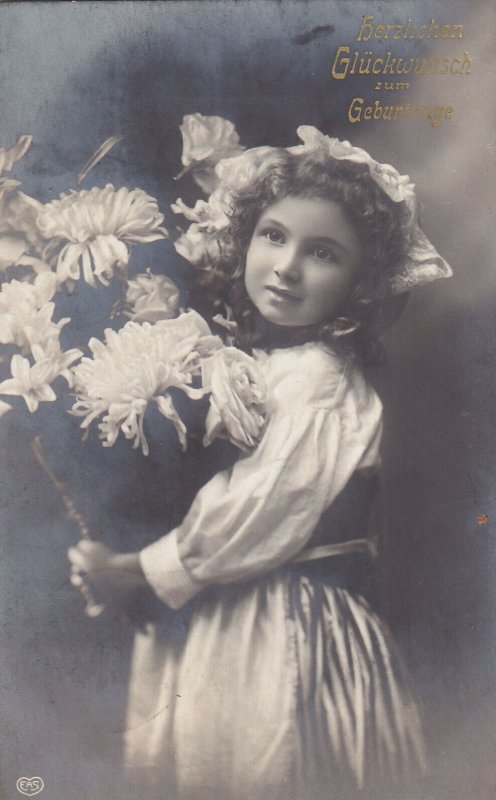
[16,777,44,797]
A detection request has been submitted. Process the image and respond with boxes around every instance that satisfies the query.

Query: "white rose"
[214,146,275,195]
[173,224,208,265]
[202,347,266,452]
[0,184,46,269]
[125,272,180,323]
[180,114,244,168]
[171,196,229,233]
[173,223,223,267]
[178,114,245,194]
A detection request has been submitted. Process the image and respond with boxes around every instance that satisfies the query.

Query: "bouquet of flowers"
[0,116,267,462]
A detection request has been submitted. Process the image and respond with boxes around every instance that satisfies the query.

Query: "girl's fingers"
[85,602,106,618]
[68,541,109,568]
[68,541,113,569]
[77,540,101,554]
[70,569,104,609]
[67,546,88,569]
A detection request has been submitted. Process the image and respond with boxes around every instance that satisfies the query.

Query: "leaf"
[3,135,33,172]
[77,134,125,185]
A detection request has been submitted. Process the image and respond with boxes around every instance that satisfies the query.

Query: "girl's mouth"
[266,285,302,301]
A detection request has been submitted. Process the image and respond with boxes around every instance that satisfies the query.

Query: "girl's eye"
[312,246,334,262]
[263,229,285,244]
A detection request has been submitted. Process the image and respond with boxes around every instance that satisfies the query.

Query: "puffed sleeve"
[140,345,383,609]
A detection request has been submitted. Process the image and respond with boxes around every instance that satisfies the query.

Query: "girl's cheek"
[252,238,265,254]
[249,240,266,266]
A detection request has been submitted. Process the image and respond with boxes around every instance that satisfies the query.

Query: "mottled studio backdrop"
[0,1,495,799]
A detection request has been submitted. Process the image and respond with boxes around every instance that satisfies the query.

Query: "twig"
[31,435,105,617]
[31,435,92,540]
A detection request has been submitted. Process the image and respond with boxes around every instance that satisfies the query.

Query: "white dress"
[123,343,425,800]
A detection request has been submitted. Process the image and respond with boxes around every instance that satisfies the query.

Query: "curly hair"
[190,148,412,365]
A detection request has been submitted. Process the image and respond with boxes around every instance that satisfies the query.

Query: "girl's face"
[245,195,364,328]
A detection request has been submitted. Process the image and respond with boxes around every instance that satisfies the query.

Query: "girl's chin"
[256,302,305,328]
[259,311,321,331]
[260,314,304,330]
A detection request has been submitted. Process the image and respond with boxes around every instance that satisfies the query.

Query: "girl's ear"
[327,316,361,338]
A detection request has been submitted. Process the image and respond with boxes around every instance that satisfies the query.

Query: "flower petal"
[0,377,23,397]
[10,353,31,382]
[0,400,12,417]
[81,246,97,287]
[89,235,128,284]
[0,235,29,268]
[155,394,188,451]
[57,242,84,283]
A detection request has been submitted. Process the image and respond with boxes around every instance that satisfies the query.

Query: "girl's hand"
[67,540,147,613]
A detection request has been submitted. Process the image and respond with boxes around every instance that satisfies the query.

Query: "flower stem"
[173,164,191,181]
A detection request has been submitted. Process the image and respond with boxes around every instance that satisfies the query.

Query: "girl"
[68,125,451,800]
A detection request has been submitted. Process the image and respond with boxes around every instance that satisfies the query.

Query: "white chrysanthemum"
[37,184,168,288]
[0,272,64,353]
[70,310,223,455]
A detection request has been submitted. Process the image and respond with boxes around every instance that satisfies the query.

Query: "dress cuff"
[139,529,202,610]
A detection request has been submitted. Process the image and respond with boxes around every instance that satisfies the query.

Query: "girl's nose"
[274,248,301,282]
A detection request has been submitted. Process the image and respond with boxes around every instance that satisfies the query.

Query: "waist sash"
[293,537,378,564]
